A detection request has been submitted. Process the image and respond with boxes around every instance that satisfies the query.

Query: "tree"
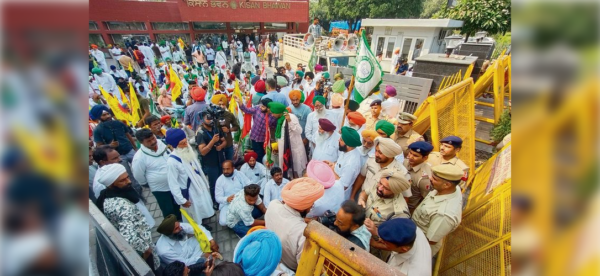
[319,0,422,32]
[436,0,511,41]
[421,0,448,18]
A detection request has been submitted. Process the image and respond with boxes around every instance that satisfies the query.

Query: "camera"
[203,104,226,145]
[315,210,336,229]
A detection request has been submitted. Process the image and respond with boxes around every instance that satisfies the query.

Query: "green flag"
[353,32,383,104]
[308,42,318,72]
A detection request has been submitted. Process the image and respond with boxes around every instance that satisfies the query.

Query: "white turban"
[96,164,127,187]
[375,137,403,158]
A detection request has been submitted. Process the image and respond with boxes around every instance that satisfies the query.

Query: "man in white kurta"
[239,152,270,194]
[215,48,228,74]
[270,104,308,178]
[305,96,330,152]
[215,164,250,226]
[91,46,108,72]
[324,126,363,200]
[311,118,340,163]
[93,69,119,99]
[155,215,216,266]
[159,43,172,61]
[166,129,215,224]
[262,168,290,208]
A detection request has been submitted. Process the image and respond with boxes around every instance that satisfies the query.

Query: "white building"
[361,19,464,73]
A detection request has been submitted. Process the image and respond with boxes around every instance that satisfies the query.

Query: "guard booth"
[297,222,404,275]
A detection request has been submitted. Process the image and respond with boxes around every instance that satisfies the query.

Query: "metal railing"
[90,200,154,276]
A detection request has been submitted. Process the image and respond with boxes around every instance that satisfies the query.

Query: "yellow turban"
[331,93,343,107]
[281,177,325,211]
[211,94,227,105]
[361,130,379,140]
[271,142,278,151]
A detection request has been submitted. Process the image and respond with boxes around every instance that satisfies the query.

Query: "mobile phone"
[206,255,214,268]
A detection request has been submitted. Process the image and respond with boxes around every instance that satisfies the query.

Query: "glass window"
[151,22,189,30]
[192,22,226,30]
[155,34,191,44]
[375,36,397,59]
[194,33,228,45]
[412,38,425,60]
[385,37,396,59]
[230,22,259,30]
[89,34,105,47]
[89,21,98,30]
[110,34,151,45]
[264,23,287,30]
[400,38,413,61]
[376,36,385,56]
[105,21,146,31]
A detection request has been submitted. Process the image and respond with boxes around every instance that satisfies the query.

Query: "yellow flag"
[128,62,134,73]
[99,85,132,123]
[180,209,212,253]
[118,86,131,107]
[129,82,141,124]
[229,80,242,115]
[213,74,219,91]
[170,66,183,101]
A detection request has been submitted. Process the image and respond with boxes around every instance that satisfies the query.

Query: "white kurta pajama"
[305,110,329,151]
[239,162,270,194]
[91,49,108,72]
[311,131,341,163]
[277,113,308,177]
[215,51,228,75]
[215,171,251,226]
[334,148,363,200]
[156,223,213,266]
[167,153,215,223]
[250,51,258,67]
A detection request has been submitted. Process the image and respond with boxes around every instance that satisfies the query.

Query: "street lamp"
[444,34,463,57]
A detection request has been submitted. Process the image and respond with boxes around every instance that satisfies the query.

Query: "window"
[89,21,98,30]
[89,34,105,47]
[375,36,398,60]
[105,21,146,31]
[399,37,426,62]
[110,34,151,45]
[230,22,259,30]
[154,34,190,44]
[264,23,287,30]
[192,22,226,30]
[151,22,189,30]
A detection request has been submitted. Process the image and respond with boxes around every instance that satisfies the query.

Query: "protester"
[375,120,395,138]
[269,102,307,178]
[233,229,282,276]
[95,164,160,271]
[236,97,277,164]
[346,111,366,134]
[239,152,269,194]
[288,89,312,152]
[166,129,215,230]
[90,44,108,72]
[265,177,324,271]
[145,115,167,142]
[184,87,209,132]
[226,184,267,238]
[332,200,371,251]
[311,118,340,163]
[381,85,400,119]
[324,127,363,200]
[262,78,288,106]
[132,129,181,221]
[262,167,290,208]
[306,160,344,218]
[92,67,118,98]
[210,94,240,161]
[215,160,251,226]
[305,96,330,153]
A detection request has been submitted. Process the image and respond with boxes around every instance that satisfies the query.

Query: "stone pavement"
[141,186,241,263]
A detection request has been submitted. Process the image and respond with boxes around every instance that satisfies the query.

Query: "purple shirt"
[184,101,208,132]
[239,104,277,142]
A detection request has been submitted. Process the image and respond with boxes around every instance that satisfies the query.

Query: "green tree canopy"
[436,0,511,39]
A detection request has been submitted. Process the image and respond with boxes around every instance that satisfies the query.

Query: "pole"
[339,75,355,128]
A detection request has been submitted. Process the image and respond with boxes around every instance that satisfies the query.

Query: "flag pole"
[339,75,355,128]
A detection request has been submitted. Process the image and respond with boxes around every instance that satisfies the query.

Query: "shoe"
[202,224,213,231]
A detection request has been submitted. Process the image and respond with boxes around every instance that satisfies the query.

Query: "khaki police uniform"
[392,129,423,157]
[428,152,469,187]
[412,188,462,256]
[363,112,389,132]
[403,159,433,213]
[360,157,410,197]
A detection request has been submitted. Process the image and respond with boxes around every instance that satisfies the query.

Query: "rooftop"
[361,18,463,28]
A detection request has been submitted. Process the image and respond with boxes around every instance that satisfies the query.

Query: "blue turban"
[379,218,417,246]
[165,128,186,148]
[89,104,110,120]
[234,230,282,276]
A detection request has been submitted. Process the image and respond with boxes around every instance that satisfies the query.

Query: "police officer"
[391,112,423,157]
[428,136,469,188]
[412,164,464,256]
[404,141,434,214]
[375,218,432,275]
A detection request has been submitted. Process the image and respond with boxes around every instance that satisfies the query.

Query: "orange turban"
[347,112,366,126]
[289,90,302,100]
[331,93,343,107]
[211,94,227,105]
[361,130,379,140]
[190,87,206,101]
[91,44,98,49]
[281,177,324,211]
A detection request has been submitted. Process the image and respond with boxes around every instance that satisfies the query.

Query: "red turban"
[318,118,336,132]
[191,87,206,101]
[347,112,366,126]
[91,44,98,49]
[229,73,236,81]
[160,115,171,124]
[244,152,258,163]
[254,80,266,93]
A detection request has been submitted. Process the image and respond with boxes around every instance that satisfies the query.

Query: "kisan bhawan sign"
[183,0,292,9]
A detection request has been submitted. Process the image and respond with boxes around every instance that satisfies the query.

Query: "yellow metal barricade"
[297,222,404,276]
[434,142,512,276]
[414,78,476,179]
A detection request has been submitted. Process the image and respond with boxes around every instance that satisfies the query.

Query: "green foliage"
[491,32,511,58]
[436,0,511,37]
[421,0,447,18]
[316,0,423,30]
[490,110,511,143]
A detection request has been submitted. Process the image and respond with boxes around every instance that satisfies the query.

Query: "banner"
[353,32,383,103]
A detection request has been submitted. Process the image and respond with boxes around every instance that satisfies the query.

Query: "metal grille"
[321,258,353,276]
[442,243,501,276]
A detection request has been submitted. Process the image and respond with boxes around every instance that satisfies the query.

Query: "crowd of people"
[88,35,470,276]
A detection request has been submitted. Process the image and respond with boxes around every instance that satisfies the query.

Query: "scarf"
[95,185,140,213]
[275,115,285,139]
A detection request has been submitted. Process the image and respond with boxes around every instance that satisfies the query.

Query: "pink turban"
[331,93,343,107]
[307,160,335,189]
[281,177,324,210]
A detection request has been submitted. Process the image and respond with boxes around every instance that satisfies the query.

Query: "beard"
[359,146,372,155]
[315,108,327,118]
[339,144,348,152]
[223,172,233,177]
[315,132,331,144]
[168,231,186,241]
[174,144,198,163]
[334,225,351,237]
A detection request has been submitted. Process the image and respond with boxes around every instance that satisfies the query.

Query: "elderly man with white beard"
[305,96,331,155]
[311,118,340,163]
[166,129,215,230]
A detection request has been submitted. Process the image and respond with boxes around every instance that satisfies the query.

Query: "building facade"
[89,0,309,46]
